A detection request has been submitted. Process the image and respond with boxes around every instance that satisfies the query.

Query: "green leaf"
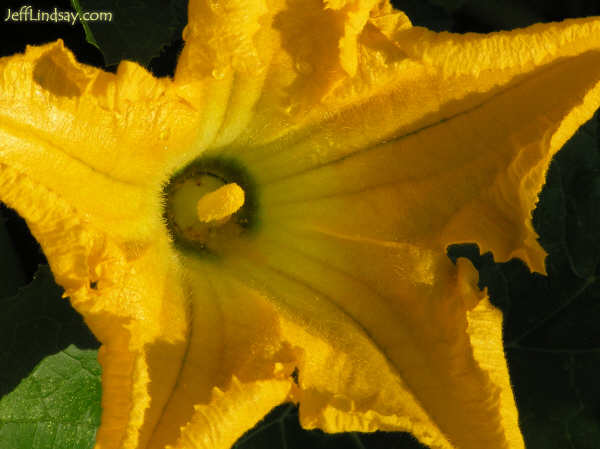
[70,0,100,50]
[0,266,101,449]
[0,346,101,449]
[72,0,187,67]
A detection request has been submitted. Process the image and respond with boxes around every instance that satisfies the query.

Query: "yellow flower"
[1,1,599,448]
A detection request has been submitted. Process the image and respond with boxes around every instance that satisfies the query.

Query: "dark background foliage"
[1,1,599,448]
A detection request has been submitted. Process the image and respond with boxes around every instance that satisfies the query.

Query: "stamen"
[196,183,245,224]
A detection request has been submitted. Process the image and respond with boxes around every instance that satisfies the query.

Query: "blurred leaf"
[0,266,101,449]
[72,0,187,67]
[234,404,427,449]
[392,0,454,31]
[428,0,468,13]
[0,217,25,299]
[458,0,541,30]
[536,115,600,281]
[449,109,600,449]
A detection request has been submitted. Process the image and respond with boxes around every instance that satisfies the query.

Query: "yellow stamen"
[196,182,245,224]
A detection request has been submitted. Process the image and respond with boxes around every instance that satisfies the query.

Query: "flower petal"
[219,230,521,448]
[172,0,412,154]
[0,41,198,240]
[0,29,298,449]
[144,260,297,449]
[0,163,189,449]
[0,60,295,446]
[185,13,600,449]
[3,4,600,449]
[168,378,291,449]
[256,19,600,275]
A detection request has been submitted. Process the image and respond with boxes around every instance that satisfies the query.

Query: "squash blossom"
[1,0,600,448]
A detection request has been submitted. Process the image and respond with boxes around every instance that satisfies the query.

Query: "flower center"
[163,157,258,257]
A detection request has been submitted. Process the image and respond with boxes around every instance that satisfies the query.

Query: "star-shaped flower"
[1,1,600,448]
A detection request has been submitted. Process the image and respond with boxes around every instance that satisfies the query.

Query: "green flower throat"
[163,157,259,257]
